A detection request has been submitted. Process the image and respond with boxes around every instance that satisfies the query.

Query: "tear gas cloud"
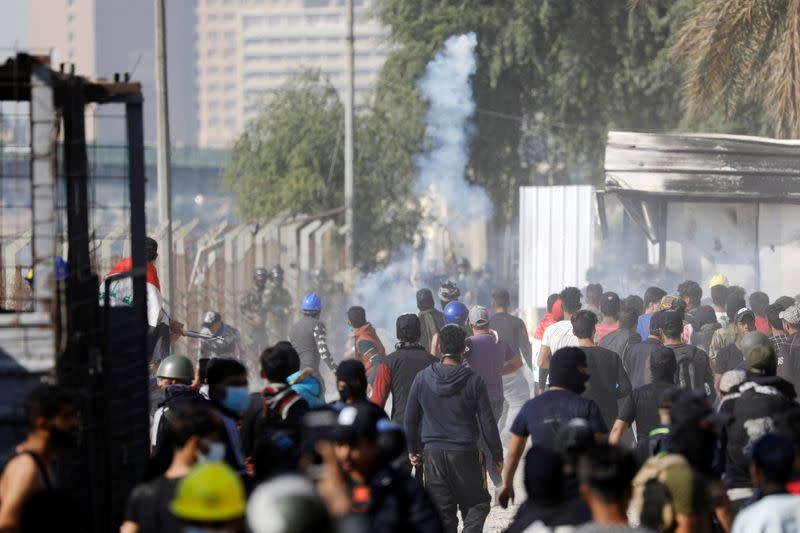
[353,32,493,331]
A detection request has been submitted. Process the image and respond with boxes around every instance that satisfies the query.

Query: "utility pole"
[344,0,355,276]
[154,0,174,312]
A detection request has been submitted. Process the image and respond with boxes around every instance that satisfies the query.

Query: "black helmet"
[270,265,284,282]
[438,281,461,305]
[254,268,269,285]
[457,257,471,270]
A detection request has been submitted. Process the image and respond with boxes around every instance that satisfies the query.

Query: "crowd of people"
[4,256,800,533]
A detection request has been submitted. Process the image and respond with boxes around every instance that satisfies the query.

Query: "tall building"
[196,0,388,148]
[28,0,197,146]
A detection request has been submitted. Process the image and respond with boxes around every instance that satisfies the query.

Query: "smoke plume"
[353,32,491,332]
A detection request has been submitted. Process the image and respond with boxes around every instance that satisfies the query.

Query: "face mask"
[221,385,249,413]
[50,426,79,449]
[197,440,227,463]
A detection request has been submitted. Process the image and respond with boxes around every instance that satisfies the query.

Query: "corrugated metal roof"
[604,131,800,201]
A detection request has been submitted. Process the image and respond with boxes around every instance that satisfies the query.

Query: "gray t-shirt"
[574,523,655,533]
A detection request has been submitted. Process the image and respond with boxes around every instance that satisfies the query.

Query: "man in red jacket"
[348,306,386,389]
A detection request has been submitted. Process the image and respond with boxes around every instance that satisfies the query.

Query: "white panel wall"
[759,204,800,298]
[519,186,595,311]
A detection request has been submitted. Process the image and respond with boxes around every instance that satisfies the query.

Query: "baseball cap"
[202,311,221,326]
[779,304,800,325]
[668,389,728,429]
[734,308,756,324]
[746,345,777,376]
[709,273,729,289]
[331,401,383,443]
[468,306,490,327]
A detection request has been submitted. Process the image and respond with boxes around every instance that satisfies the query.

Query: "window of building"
[209,117,220,126]
[225,118,236,128]
[68,32,75,42]
[208,65,220,74]
[208,31,218,40]
[224,31,235,40]
[207,47,218,57]
[225,100,236,110]
[208,13,218,22]
[67,13,74,24]
[224,13,234,21]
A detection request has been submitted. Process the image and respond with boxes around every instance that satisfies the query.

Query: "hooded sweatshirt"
[404,362,503,463]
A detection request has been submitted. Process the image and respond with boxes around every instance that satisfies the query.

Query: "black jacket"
[241,385,309,458]
[358,466,444,533]
[721,375,797,489]
[404,363,503,463]
[371,344,437,425]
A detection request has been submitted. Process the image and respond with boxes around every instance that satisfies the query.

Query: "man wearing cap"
[465,305,523,490]
[197,311,242,362]
[778,304,800,391]
[371,314,437,430]
[404,324,503,533]
[713,308,756,392]
[720,340,797,509]
[330,402,444,532]
[709,294,747,364]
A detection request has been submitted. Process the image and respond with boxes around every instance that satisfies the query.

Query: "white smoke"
[415,32,492,231]
[353,32,491,332]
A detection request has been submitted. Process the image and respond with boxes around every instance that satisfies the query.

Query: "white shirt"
[541,320,579,353]
[732,493,800,533]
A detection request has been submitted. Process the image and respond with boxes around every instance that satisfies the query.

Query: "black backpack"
[677,346,713,397]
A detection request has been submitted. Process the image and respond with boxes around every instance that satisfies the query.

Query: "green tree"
[670,0,800,137]
[222,71,424,268]
[222,72,345,220]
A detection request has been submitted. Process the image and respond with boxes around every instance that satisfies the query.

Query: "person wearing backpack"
[241,344,310,463]
[662,311,714,398]
[630,390,735,533]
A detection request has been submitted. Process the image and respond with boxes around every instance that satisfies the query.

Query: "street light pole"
[154,0,174,311]
[344,0,355,276]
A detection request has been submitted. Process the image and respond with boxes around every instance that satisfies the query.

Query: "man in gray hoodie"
[405,324,504,533]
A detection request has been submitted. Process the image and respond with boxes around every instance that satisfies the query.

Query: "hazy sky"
[0,0,27,54]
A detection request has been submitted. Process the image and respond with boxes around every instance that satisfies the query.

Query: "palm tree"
[669,0,800,137]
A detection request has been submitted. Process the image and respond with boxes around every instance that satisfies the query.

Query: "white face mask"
[197,441,226,463]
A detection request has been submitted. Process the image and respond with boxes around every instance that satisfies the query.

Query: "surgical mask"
[221,385,249,413]
[197,440,227,463]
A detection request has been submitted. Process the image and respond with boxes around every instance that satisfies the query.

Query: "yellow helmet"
[709,273,729,289]
[170,462,246,523]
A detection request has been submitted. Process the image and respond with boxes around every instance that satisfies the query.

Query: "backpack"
[676,346,712,397]
[629,453,690,532]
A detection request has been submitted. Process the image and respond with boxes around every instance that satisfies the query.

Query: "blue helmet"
[301,292,322,312]
[444,301,469,326]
